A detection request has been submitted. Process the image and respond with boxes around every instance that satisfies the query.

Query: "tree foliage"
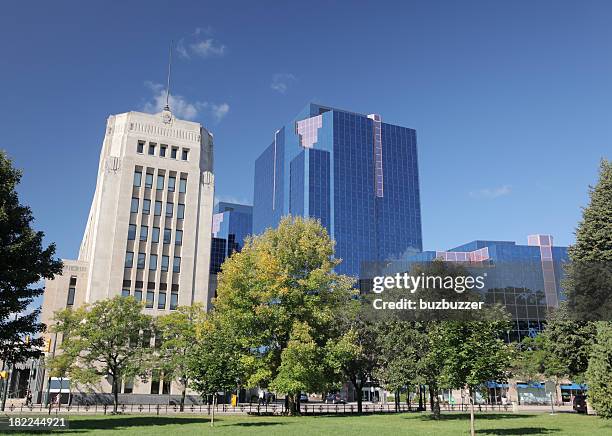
[52,296,153,413]
[0,150,62,365]
[586,322,612,418]
[212,216,357,414]
[155,304,206,411]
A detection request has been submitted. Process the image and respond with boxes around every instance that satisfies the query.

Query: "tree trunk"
[395,388,400,412]
[286,393,298,416]
[469,387,475,436]
[418,385,424,411]
[406,385,411,409]
[211,394,216,427]
[356,384,363,413]
[112,376,119,414]
[429,384,440,419]
[180,383,186,412]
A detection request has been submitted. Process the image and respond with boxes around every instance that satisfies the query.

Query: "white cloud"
[190,39,226,58]
[271,73,297,94]
[176,39,190,59]
[469,185,512,199]
[210,103,230,121]
[142,82,230,122]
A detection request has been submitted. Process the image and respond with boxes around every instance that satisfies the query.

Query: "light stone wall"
[41,109,215,399]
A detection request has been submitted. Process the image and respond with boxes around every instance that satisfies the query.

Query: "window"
[161,255,169,272]
[125,251,134,268]
[133,171,142,187]
[166,202,174,217]
[137,141,144,154]
[156,175,164,190]
[140,225,148,241]
[162,379,171,395]
[123,379,134,394]
[173,256,181,273]
[148,143,156,155]
[168,176,176,192]
[67,287,75,306]
[170,293,178,310]
[145,173,153,188]
[143,199,151,215]
[150,371,160,394]
[146,291,154,309]
[171,147,178,159]
[158,292,166,309]
[150,254,158,271]
[177,204,185,219]
[179,178,187,193]
[154,201,162,216]
[181,149,189,161]
[131,198,139,213]
[134,289,142,301]
[160,145,167,157]
[128,224,136,240]
[137,253,146,269]
[163,228,171,244]
[175,230,183,246]
[121,289,130,297]
[152,227,160,243]
[70,276,77,286]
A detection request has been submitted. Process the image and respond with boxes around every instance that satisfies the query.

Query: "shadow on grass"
[230,422,288,427]
[62,416,209,432]
[414,413,533,421]
[478,428,559,435]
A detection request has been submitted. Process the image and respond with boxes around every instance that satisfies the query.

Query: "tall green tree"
[155,304,206,411]
[562,159,612,416]
[374,320,424,411]
[213,216,357,415]
[0,150,63,410]
[438,317,513,436]
[326,320,379,414]
[52,296,153,413]
[187,317,243,427]
[586,322,612,418]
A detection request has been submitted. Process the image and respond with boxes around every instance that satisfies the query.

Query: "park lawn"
[7,412,612,435]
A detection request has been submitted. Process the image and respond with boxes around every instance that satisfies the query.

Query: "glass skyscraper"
[253,103,423,278]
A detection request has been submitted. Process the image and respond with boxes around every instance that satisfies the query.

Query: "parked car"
[573,395,587,414]
[299,393,309,403]
[325,393,346,404]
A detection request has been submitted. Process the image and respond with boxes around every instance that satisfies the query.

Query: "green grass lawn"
[5,412,612,435]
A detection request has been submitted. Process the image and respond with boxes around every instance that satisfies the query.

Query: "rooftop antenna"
[164,41,173,111]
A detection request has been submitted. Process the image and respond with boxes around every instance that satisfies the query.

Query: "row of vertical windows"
[121,288,178,311]
[127,224,182,245]
[124,251,181,272]
[133,171,187,193]
[130,198,185,218]
[137,141,189,161]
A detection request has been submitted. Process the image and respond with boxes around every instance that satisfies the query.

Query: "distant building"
[384,234,569,342]
[209,202,253,297]
[253,103,422,278]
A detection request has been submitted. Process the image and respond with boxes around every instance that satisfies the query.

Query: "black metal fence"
[4,402,512,415]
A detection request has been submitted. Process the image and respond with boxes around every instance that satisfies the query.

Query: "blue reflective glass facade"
[386,235,569,342]
[253,103,423,278]
[210,202,253,273]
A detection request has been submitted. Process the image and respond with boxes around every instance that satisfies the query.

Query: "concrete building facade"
[37,107,215,402]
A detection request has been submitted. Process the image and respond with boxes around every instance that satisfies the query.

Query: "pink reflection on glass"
[296,115,323,149]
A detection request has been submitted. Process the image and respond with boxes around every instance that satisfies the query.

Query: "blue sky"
[1,0,610,261]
